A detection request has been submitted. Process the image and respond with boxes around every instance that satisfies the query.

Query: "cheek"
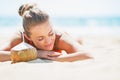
[51,35,56,42]
[32,35,56,49]
[33,40,45,48]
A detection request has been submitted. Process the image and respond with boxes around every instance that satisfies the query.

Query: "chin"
[44,44,54,51]
[45,47,53,51]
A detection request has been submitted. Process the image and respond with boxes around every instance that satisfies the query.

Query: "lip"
[45,43,53,48]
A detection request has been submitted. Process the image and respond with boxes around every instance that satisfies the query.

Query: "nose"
[45,37,51,44]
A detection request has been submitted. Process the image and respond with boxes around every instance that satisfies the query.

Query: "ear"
[24,33,32,41]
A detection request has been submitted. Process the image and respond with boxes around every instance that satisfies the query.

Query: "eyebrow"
[37,29,53,38]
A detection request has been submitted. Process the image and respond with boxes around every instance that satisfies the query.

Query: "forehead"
[29,21,52,36]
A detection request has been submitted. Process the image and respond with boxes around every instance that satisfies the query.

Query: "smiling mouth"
[45,43,53,48]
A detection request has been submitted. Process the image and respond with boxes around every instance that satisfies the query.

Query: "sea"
[0,16,120,37]
[0,16,120,27]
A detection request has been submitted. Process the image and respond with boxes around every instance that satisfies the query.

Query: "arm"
[0,38,21,62]
[0,33,22,62]
[37,50,62,60]
[54,33,93,62]
[0,37,61,62]
[54,51,92,62]
[0,51,11,62]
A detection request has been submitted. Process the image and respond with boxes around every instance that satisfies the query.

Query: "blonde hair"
[18,3,49,37]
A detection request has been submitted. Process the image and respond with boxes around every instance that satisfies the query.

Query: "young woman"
[0,3,92,62]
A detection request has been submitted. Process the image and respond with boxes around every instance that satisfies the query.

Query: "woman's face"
[28,21,56,50]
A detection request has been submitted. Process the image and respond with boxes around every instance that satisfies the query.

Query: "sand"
[0,27,120,80]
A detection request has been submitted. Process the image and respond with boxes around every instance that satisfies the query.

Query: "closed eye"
[38,37,44,41]
[49,32,54,36]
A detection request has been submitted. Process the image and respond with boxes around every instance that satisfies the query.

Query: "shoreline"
[0,26,120,43]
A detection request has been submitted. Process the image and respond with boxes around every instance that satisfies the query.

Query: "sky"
[0,0,120,17]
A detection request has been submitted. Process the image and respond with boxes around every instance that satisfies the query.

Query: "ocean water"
[0,16,120,28]
[0,16,120,37]
[0,15,120,42]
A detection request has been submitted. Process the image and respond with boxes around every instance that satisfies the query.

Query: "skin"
[26,21,56,51]
[0,21,93,62]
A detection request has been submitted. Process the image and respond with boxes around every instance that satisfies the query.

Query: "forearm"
[37,50,62,60]
[54,52,93,62]
[0,51,11,62]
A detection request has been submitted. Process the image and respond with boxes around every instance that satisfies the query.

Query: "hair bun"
[18,3,37,16]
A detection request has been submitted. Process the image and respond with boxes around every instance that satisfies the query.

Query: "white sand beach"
[0,27,120,80]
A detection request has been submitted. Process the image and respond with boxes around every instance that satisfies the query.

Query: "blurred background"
[0,1,120,79]
[0,0,120,37]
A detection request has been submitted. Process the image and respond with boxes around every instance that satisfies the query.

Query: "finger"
[47,56,58,60]
[48,52,62,57]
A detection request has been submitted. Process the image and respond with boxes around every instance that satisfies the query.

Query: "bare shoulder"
[55,30,84,53]
[1,29,23,51]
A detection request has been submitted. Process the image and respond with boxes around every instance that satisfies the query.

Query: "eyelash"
[49,32,54,36]
[38,37,44,41]
[37,32,54,41]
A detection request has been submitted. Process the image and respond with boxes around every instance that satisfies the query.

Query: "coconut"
[10,32,37,63]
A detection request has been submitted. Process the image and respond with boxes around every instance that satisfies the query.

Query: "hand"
[37,50,62,60]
